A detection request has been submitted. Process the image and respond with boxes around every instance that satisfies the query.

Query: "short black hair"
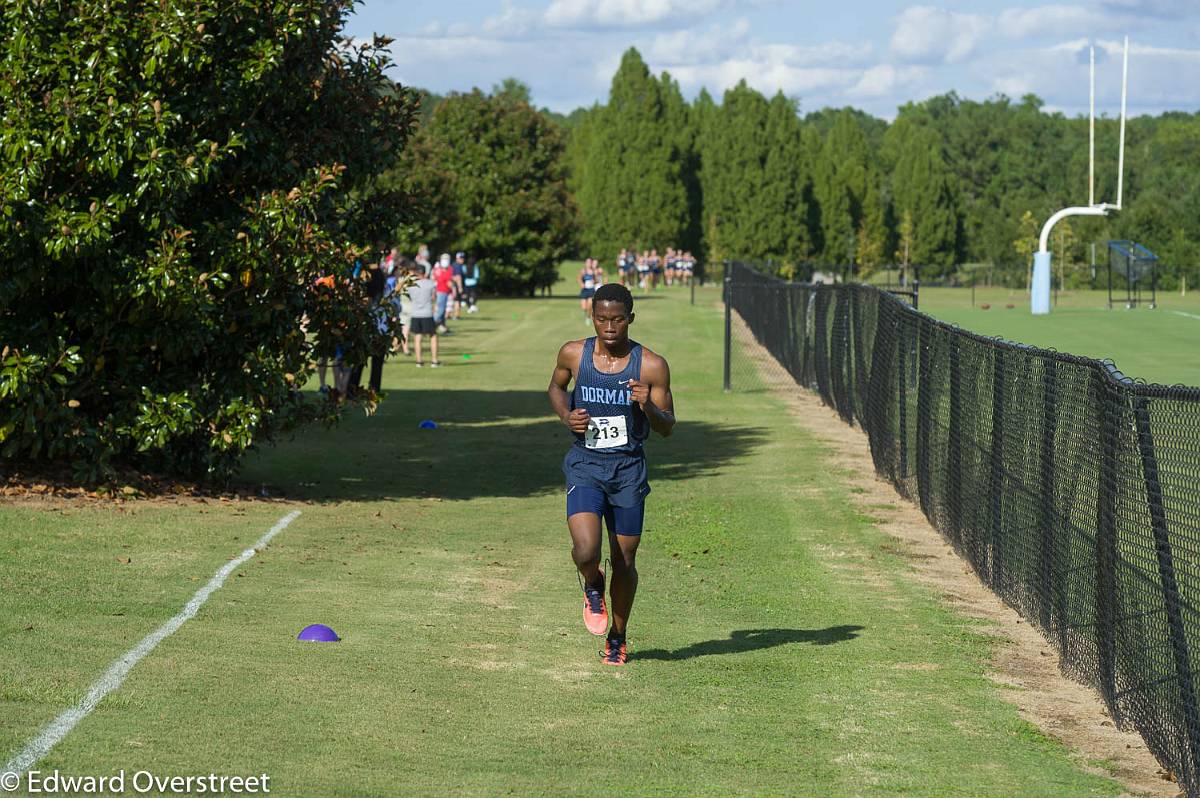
[593,283,633,314]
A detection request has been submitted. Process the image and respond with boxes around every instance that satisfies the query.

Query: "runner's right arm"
[549,341,590,433]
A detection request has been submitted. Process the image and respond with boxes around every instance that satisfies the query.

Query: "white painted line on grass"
[1171,310,1200,321]
[3,510,301,777]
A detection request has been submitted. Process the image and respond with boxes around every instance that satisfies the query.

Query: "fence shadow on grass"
[635,625,865,661]
[240,389,767,502]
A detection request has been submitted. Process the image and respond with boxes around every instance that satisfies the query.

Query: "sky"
[346,1,1200,119]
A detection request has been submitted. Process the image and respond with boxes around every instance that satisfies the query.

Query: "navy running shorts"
[566,485,646,536]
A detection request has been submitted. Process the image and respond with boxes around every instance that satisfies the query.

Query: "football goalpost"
[1033,38,1129,315]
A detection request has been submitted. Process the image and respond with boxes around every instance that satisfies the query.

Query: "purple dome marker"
[297,623,340,642]
[419,419,438,430]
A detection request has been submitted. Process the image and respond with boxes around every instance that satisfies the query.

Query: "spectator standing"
[350,265,389,394]
[432,253,455,334]
[452,252,468,320]
[416,244,432,277]
[463,256,481,313]
[385,256,409,355]
[406,263,441,367]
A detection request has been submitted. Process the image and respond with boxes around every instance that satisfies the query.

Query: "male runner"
[616,249,629,287]
[547,282,675,665]
[578,259,598,323]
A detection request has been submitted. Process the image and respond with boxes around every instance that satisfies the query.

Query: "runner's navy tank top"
[570,337,647,455]
[582,270,596,289]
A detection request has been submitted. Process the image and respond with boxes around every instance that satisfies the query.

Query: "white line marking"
[1171,310,1200,321]
[3,510,301,776]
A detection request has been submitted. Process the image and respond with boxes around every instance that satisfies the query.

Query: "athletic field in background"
[912,286,1200,387]
[0,276,1140,796]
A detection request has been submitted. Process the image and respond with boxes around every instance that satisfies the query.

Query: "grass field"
[0,276,1134,796]
[912,286,1200,387]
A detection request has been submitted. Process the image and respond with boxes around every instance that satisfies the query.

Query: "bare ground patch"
[731,314,1178,798]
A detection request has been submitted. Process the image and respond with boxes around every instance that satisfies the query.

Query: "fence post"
[814,290,832,407]
[915,319,932,518]
[1133,394,1200,779]
[948,336,963,546]
[1094,366,1119,719]
[864,293,894,473]
[897,316,909,481]
[988,347,1006,591]
[830,291,851,422]
[912,279,920,311]
[723,260,732,393]
[1037,358,1058,637]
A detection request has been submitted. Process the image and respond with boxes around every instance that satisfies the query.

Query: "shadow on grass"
[636,626,865,661]
[241,389,767,502]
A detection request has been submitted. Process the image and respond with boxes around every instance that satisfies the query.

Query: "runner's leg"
[607,531,640,635]
[567,512,603,586]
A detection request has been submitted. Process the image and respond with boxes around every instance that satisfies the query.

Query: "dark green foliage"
[814,110,876,265]
[885,119,962,273]
[578,49,693,256]
[700,84,811,269]
[391,89,577,295]
[0,0,417,480]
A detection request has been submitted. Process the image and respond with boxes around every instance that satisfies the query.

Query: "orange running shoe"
[600,635,628,666]
[581,571,608,635]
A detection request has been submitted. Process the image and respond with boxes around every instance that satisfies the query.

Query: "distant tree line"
[561,48,1200,289]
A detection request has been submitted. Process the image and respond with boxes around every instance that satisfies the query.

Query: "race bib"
[585,415,628,450]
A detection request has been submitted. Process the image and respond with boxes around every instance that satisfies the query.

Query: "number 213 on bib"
[585,416,628,449]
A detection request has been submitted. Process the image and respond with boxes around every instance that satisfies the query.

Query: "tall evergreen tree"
[578,49,691,257]
[856,181,888,277]
[814,110,872,263]
[887,120,960,274]
[762,92,811,265]
[700,81,771,262]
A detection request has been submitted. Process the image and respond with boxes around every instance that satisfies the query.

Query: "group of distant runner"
[618,247,697,291]
[315,245,482,399]
[578,248,698,323]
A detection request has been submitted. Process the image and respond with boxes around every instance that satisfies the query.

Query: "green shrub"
[0,0,417,481]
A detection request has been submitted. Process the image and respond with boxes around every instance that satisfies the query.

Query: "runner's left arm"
[627,354,675,437]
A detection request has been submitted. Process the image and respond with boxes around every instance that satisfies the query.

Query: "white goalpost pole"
[1089,45,1095,208]
[1117,35,1128,210]
[1033,36,1130,315]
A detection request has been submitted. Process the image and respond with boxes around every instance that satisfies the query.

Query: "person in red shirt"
[432,253,455,334]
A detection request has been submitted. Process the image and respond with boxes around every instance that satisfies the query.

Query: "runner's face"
[592,300,632,345]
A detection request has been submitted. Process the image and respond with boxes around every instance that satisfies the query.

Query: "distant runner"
[548,283,676,665]
[578,259,598,323]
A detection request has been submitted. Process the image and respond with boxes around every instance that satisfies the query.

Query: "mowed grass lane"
[0,280,1125,796]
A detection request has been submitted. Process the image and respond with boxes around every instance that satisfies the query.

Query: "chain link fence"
[724,261,1200,795]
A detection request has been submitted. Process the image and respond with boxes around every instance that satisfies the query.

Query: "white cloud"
[890,6,989,64]
[974,35,1200,117]
[847,64,928,99]
[544,0,730,30]
[1101,0,1194,19]
[996,5,1111,38]
[669,59,862,99]
[644,19,752,66]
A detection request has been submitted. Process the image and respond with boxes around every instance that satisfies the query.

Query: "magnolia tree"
[0,0,417,480]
